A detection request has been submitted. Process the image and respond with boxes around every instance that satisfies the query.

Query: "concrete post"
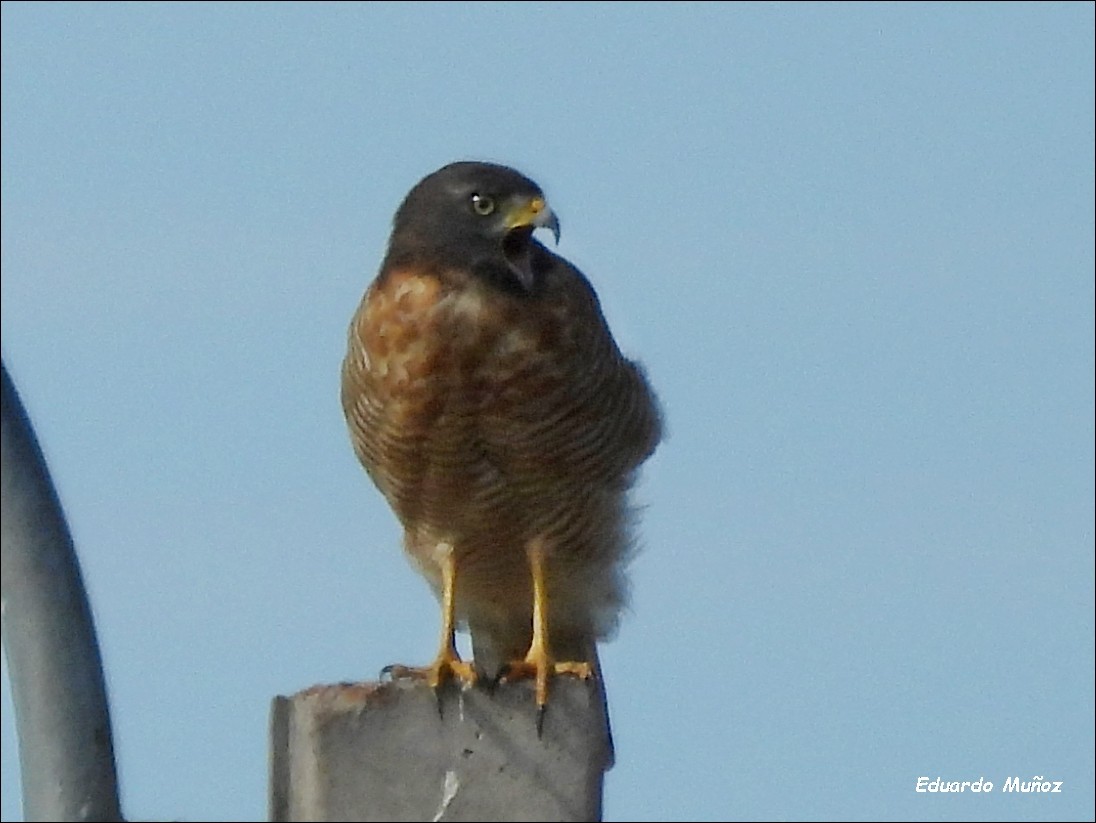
[270,677,612,822]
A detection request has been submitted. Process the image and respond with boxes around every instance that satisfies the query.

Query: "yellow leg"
[502,540,592,729]
[383,543,476,689]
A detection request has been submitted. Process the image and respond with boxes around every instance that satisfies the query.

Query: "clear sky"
[2,2,1093,821]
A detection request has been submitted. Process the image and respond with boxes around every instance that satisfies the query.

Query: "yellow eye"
[470,193,495,216]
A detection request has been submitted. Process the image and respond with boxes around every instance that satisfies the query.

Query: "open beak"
[503,195,561,244]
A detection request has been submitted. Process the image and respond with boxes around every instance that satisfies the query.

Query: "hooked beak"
[502,195,561,244]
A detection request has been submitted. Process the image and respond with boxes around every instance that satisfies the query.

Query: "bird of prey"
[341,161,661,725]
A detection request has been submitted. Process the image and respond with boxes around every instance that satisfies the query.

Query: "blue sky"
[2,2,1093,821]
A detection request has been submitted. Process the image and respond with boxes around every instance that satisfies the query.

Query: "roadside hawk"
[341,161,662,726]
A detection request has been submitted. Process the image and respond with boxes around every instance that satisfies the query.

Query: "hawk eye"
[470,193,495,216]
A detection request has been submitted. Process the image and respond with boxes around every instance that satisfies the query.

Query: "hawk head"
[384,161,561,293]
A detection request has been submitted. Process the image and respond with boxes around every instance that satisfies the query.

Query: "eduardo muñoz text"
[916,776,1063,793]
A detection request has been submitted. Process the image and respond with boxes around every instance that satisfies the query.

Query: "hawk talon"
[378,657,478,690]
[498,658,593,682]
[378,663,411,682]
[379,659,474,721]
[499,657,592,737]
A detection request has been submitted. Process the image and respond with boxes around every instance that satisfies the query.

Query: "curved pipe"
[1,361,122,821]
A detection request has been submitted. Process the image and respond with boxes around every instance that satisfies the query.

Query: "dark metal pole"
[1,361,123,821]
